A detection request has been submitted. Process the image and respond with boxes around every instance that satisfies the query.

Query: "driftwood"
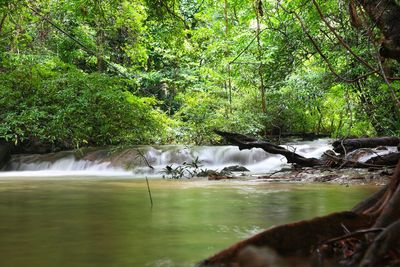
[199,162,400,267]
[215,130,323,167]
[365,152,400,166]
[332,137,400,154]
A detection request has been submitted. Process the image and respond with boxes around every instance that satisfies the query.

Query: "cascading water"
[0,139,333,178]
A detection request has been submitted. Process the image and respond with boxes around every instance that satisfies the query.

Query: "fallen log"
[215,130,323,167]
[365,152,400,166]
[332,137,400,154]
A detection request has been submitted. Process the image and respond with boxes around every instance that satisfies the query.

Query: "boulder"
[222,165,250,172]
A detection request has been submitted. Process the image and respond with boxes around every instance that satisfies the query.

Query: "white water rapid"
[0,139,332,178]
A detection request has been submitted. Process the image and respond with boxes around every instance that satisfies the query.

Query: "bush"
[0,53,169,149]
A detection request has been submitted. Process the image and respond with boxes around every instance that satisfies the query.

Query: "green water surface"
[0,179,377,267]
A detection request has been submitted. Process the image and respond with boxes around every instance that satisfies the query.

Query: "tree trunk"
[358,0,400,60]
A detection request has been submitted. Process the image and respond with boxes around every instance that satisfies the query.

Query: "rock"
[222,165,250,172]
[208,172,235,180]
[314,175,337,182]
[345,148,378,163]
[197,169,218,177]
[376,146,388,150]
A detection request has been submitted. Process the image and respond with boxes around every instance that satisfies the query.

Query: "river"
[0,179,378,267]
[0,140,379,266]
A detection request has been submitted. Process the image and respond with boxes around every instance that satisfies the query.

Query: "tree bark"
[357,0,400,60]
[198,212,373,266]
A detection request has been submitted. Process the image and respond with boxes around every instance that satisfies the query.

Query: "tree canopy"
[1,0,399,149]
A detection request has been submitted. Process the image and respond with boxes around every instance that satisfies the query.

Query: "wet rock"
[81,149,110,161]
[314,174,337,182]
[376,146,388,150]
[345,148,375,162]
[222,165,250,172]
[208,171,235,180]
[197,169,218,177]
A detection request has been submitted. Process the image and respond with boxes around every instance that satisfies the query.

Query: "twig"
[311,0,376,72]
[277,1,377,83]
[145,176,154,209]
[26,4,131,79]
[135,149,154,170]
[322,151,396,168]
[318,228,384,245]
[229,27,269,65]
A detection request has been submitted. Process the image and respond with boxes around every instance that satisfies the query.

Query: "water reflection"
[0,180,377,267]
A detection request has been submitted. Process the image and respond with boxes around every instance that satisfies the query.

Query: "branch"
[26,4,130,79]
[312,0,376,72]
[277,2,378,83]
[0,13,7,34]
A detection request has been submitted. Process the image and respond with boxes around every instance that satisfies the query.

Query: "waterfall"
[0,139,332,178]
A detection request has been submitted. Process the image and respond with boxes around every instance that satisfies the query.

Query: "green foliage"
[162,157,206,179]
[0,0,399,149]
[0,53,168,148]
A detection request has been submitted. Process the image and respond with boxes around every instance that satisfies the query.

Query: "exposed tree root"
[198,212,373,266]
[198,155,400,266]
[359,220,400,267]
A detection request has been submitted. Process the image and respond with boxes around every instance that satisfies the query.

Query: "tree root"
[359,220,400,267]
[198,212,373,266]
[199,161,400,267]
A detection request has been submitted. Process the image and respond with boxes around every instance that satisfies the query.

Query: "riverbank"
[252,167,393,185]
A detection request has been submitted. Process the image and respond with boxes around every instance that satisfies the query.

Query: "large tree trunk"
[358,0,400,60]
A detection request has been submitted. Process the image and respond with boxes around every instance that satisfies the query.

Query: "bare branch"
[312,0,376,72]
[277,2,378,83]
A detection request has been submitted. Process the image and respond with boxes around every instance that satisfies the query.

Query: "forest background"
[1,0,399,151]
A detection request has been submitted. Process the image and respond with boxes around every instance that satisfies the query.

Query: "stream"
[0,139,379,266]
[1,139,332,178]
[0,180,377,267]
